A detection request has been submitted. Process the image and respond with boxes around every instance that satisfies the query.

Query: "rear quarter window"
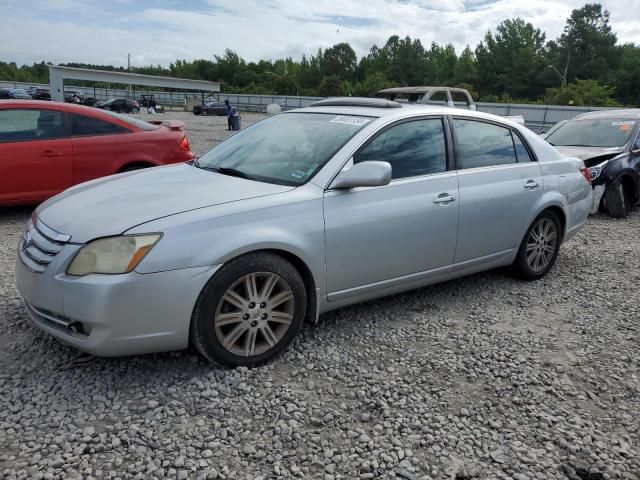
[71,114,128,136]
[99,109,160,131]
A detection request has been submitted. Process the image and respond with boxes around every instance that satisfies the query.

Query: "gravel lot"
[0,112,638,480]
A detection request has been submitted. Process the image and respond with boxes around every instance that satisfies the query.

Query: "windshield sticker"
[611,121,635,126]
[619,124,632,131]
[291,169,306,180]
[306,163,318,176]
[329,116,372,126]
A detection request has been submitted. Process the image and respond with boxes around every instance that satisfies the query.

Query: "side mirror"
[331,161,392,189]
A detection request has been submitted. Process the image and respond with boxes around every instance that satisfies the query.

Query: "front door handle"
[524,180,539,189]
[41,150,62,157]
[433,193,457,204]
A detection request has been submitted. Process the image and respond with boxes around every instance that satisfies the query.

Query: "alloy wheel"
[214,272,295,357]
[525,218,558,272]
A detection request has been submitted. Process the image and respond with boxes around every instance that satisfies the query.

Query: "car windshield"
[195,112,374,186]
[546,118,637,148]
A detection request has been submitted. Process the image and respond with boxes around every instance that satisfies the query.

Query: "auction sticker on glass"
[329,116,372,126]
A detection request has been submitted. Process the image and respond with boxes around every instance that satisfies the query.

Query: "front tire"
[511,211,561,280]
[604,178,631,218]
[190,252,307,367]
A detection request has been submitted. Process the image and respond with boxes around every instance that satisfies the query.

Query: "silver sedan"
[15,98,593,366]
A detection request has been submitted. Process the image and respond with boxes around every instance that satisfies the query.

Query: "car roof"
[574,109,640,120]
[288,101,525,128]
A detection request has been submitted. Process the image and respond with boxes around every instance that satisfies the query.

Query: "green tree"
[475,18,547,99]
[425,42,457,85]
[321,43,357,81]
[273,75,299,95]
[543,79,618,106]
[552,3,617,83]
[317,75,343,96]
[613,43,640,104]
[454,46,478,86]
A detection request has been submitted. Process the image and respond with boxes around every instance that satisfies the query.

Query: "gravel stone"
[0,115,638,479]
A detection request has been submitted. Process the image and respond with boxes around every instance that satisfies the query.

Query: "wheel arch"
[617,172,638,203]
[204,247,320,325]
[542,205,566,241]
[117,160,159,173]
[263,249,318,324]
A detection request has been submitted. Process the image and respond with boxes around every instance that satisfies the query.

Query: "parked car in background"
[2,88,32,99]
[63,90,84,102]
[545,110,640,217]
[0,100,194,206]
[376,86,477,110]
[540,119,567,137]
[29,87,51,100]
[193,101,227,116]
[14,98,592,366]
[0,89,10,99]
[95,98,140,113]
[376,86,525,125]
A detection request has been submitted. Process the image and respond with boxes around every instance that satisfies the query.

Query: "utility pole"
[562,49,570,88]
[128,53,131,72]
[547,65,567,88]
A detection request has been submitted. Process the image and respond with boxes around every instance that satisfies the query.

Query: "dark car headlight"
[588,161,609,181]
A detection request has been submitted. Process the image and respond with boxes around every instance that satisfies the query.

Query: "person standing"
[224,99,234,130]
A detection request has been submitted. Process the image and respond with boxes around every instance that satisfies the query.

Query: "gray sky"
[1,0,638,67]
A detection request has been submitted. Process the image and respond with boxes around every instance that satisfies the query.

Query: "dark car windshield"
[195,112,374,186]
[547,118,637,148]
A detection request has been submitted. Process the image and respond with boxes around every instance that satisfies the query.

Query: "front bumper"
[15,247,219,357]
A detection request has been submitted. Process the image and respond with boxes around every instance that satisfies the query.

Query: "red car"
[0,100,194,206]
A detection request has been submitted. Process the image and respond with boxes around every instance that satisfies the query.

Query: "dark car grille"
[18,218,70,273]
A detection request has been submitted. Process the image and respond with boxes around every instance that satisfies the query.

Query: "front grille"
[18,217,70,273]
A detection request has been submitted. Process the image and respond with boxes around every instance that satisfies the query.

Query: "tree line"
[1,3,639,106]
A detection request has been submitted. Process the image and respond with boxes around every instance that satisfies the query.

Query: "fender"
[128,191,327,301]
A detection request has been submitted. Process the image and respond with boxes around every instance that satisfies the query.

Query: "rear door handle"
[524,180,539,189]
[433,193,457,204]
[41,150,62,157]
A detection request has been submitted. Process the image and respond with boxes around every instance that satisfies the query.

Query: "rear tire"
[511,210,562,281]
[132,107,140,114]
[190,252,307,367]
[604,178,631,218]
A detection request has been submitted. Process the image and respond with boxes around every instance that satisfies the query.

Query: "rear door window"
[512,132,533,162]
[71,114,128,136]
[453,119,518,169]
[0,109,64,143]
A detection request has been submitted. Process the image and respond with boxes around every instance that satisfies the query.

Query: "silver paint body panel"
[15,105,593,356]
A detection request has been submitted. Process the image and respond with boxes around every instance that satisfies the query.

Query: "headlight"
[588,161,608,181]
[67,234,161,276]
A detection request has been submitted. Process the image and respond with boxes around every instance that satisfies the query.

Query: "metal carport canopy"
[48,65,220,102]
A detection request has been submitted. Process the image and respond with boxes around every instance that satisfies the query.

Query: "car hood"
[554,145,624,165]
[36,163,294,243]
